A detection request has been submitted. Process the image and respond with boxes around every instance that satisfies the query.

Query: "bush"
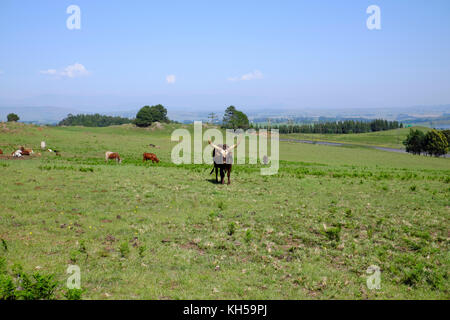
[0,262,58,300]
[64,288,83,300]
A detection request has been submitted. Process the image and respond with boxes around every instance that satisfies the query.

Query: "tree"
[7,113,19,122]
[222,106,249,130]
[208,112,218,125]
[423,129,448,157]
[403,129,425,155]
[134,104,169,127]
[441,129,450,145]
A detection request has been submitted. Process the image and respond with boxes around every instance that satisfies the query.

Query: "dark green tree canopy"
[423,129,448,157]
[441,129,450,144]
[135,104,169,127]
[403,129,425,155]
[7,113,19,122]
[403,128,449,157]
[58,113,132,127]
[222,106,249,130]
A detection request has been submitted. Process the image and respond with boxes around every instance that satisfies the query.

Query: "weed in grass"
[322,225,341,242]
[244,230,253,243]
[1,239,7,251]
[119,242,130,258]
[138,245,146,258]
[227,222,236,236]
[64,288,84,300]
[218,201,226,211]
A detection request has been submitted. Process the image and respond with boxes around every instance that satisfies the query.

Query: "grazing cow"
[0,149,3,155]
[143,152,160,163]
[105,151,122,163]
[19,146,33,156]
[208,139,241,185]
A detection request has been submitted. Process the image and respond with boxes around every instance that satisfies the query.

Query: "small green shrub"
[138,245,146,258]
[64,288,83,300]
[227,222,236,236]
[119,242,130,258]
[0,274,16,300]
[244,230,253,243]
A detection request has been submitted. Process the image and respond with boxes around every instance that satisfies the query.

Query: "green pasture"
[0,122,448,299]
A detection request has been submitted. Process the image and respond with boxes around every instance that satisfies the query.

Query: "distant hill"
[0,106,82,124]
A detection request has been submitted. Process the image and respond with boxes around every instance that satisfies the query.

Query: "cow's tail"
[210,166,215,175]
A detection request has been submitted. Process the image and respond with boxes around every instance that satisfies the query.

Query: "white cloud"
[228,70,263,82]
[166,74,176,84]
[61,63,89,78]
[40,63,90,78]
[40,69,58,75]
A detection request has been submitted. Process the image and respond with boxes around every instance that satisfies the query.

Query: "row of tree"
[403,129,449,157]
[58,114,132,127]
[56,105,170,128]
[252,119,403,134]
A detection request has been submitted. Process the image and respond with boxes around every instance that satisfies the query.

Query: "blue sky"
[0,0,449,112]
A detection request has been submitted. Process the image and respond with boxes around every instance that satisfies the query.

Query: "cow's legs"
[215,167,219,182]
[227,169,231,185]
[220,168,225,184]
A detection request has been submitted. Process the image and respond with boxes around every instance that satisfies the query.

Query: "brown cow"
[105,151,122,163]
[19,146,33,156]
[143,152,160,163]
[0,149,3,155]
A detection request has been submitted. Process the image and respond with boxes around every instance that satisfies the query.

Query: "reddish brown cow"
[0,149,3,155]
[105,151,122,163]
[19,146,33,155]
[143,152,160,163]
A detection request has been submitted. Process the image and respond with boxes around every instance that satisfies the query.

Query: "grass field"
[0,122,449,299]
[280,126,432,149]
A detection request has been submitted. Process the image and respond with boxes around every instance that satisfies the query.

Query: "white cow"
[12,150,22,157]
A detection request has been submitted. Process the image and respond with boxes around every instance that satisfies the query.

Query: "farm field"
[280,126,432,149]
[0,122,449,299]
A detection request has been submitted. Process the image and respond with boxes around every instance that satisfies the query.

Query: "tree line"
[58,114,132,127]
[403,129,449,157]
[252,119,403,134]
[57,104,171,127]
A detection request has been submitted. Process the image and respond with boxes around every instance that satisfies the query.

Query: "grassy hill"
[0,122,449,299]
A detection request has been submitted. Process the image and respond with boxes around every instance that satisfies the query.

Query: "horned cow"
[208,139,241,185]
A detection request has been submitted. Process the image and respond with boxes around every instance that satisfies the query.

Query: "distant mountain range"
[0,105,449,126]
